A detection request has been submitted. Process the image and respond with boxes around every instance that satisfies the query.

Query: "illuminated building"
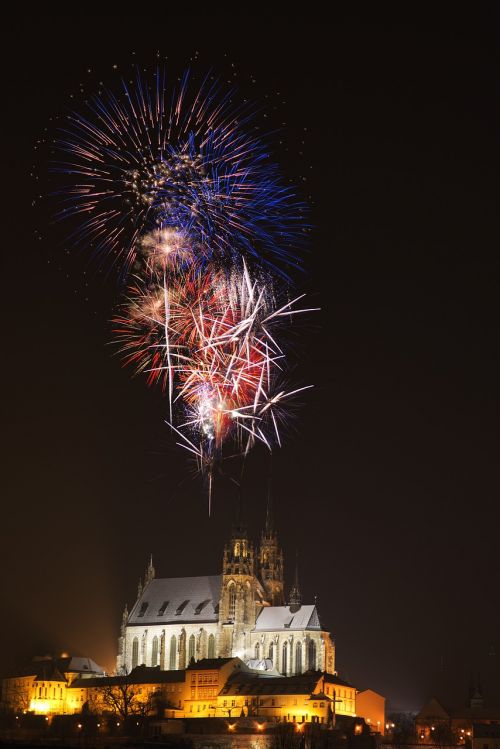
[116,503,335,677]
[416,691,500,741]
[355,689,385,733]
[0,656,104,716]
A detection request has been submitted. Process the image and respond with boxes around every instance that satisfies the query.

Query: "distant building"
[0,500,385,730]
[416,689,500,742]
[355,689,386,734]
[0,655,104,716]
[472,722,500,749]
[117,503,335,677]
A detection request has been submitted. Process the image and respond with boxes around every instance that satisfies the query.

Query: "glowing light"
[51,65,314,504]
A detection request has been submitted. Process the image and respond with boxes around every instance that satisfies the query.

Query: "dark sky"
[2,13,499,712]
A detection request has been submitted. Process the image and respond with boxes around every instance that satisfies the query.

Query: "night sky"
[2,13,499,712]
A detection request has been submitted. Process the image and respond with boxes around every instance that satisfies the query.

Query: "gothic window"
[188,634,196,663]
[308,639,317,670]
[228,583,236,620]
[208,634,216,658]
[269,642,274,662]
[255,642,260,659]
[234,543,240,556]
[169,635,177,670]
[132,637,139,669]
[282,642,288,675]
[151,636,158,667]
[296,641,302,674]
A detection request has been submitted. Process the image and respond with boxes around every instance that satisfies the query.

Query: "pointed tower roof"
[145,554,155,585]
[289,552,302,612]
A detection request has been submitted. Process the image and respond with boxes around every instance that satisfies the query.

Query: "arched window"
[234,542,240,556]
[282,642,288,675]
[132,637,139,669]
[295,642,302,674]
[151,636,158,667]
[269,642,274,663]
[188,634,196,663]
[169,635,177,670]
[255,642,260,660]
[308,639,317,670]
[228,583,236,620]
[208,633,216,658]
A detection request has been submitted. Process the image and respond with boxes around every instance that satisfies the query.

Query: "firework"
[113,264,315,462]
[53,64,315,507]
[54,67,308,278]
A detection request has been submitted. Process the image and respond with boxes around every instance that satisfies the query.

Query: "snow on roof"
[128,575,221,625]
[57,656,105,675]
[254,605,322,631]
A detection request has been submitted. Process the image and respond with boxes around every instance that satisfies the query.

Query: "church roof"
[254,605,322,632]
[128,575,221,626]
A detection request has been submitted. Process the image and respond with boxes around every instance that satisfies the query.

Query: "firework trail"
[54,67,308,279]
[54,65,315,510]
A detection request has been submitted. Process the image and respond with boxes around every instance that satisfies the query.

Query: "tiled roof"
[186,658,238,671]
[56,656,104,675]
[128,575,221,625]
[70,666,185,688]
[254,605,322,632]
[220,672,322,697]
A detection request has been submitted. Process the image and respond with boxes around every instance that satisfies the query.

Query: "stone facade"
[117,514,335,677]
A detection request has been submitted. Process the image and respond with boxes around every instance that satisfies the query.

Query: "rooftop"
[128,575,221,626]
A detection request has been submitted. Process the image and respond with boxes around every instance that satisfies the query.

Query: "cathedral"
[116,503,335,677]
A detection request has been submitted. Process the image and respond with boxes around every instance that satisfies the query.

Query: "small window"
[176,600,189,615]
[194,599,211,615]
[137,602,149,617]
[158,601,169,615]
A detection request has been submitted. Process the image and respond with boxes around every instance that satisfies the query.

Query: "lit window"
[132,637,139,669]
[228,585,236,620]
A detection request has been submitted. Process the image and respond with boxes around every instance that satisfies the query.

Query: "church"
[116,503,335,678]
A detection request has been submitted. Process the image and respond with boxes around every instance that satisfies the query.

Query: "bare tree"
[88,683,154,720]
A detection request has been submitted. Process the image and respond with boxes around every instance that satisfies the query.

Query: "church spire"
[259,480,285,606]
[289,552,302,612]
[121,603,128,636]
[145,554,155,586]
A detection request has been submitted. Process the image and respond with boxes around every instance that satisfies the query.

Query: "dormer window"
[137,602,149,617]
[175,600,189,616]
[194,599,210,615]
[157,601,169,616]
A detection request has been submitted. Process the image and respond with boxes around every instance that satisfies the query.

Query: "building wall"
[120,618,335,677]
[248,630,335,675]
[355,689,385,732]
[120,623,219,674]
